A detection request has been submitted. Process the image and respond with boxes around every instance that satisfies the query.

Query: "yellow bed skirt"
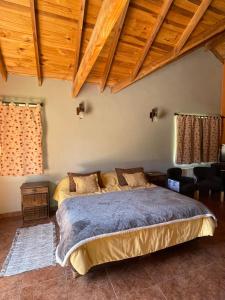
[70,216,215,275]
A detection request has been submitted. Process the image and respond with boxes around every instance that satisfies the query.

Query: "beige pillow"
[68,171,103,192]
[123,172,148,188]
[72,174,101,194]
[115,167,144,186]
[101,171,119,188]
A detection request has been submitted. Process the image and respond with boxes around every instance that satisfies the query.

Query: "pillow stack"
[67,167,148,194]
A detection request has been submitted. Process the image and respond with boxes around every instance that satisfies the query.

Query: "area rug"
[0,222,56,276]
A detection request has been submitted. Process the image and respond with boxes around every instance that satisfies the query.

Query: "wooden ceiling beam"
[72,0,129,97]
[72,0,86,80]
[100,0,130,92]
[205,31,225,51]
[112,21,225,93]
[174,0,212,55]
[30,0,42,86]
[131,0,174,80]
[0,46,7,81]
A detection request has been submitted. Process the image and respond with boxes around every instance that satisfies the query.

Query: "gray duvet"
[56,186,216,265]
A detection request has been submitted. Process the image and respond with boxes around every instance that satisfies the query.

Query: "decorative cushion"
[72,174,101,194]
[68,171,103,192]
[123,172,148,187]
[101,171,119,189]
[115,167,144,186]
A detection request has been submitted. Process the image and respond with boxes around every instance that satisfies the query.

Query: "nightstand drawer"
[22,187,48,195]
[23,194,48,208]
[23,206,48,221]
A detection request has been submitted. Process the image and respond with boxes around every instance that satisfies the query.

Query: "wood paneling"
[112,18,225,93]
[131,0,174,80]
[0,0,225,95]
[72,0,129,96]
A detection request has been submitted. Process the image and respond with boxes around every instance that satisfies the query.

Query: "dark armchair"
[211,162,225,178]
[167,168,196,198]
[193,166,224,201]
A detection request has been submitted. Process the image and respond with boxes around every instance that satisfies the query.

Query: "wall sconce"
[76,102,85,119]
[150,108,158,122]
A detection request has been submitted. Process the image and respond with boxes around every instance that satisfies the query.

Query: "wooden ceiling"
[0,0,225,97]
[206,32,225,62]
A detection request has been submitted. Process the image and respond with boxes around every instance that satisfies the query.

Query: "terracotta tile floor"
[1,195,225,299]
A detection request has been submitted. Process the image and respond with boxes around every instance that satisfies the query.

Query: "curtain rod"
[0,101,43,107]
[174,112,224,118]
[0,95,44,107]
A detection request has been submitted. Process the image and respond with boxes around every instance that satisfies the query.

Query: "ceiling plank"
[131,0,174,80]
[0,46,7,81]
[30,0,42,86]
[174,0,212,55]
[100,0,130,92]
[72,0,129,97]
[112,21,225,93]
[72,0,86,81]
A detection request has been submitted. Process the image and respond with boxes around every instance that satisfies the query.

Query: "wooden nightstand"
[20,182,49,223]
[145,172,167,187]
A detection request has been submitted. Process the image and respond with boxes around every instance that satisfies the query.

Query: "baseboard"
[0,211,22,219]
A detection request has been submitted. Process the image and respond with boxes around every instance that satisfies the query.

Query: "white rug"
[0,222,56,277]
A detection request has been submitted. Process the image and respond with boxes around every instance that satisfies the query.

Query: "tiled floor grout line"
[140,260,170,299]
[105,267,119,299]
[138,284,169,300]
[155,285,168,300]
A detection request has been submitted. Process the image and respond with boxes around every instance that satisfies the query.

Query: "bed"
[54,172,216,275]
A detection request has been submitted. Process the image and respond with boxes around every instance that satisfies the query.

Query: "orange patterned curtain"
[176,115,222,164]
[202,116,222,162]
[176,115,202,164]
[0,103,43,176]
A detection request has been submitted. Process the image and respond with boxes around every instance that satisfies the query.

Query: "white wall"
[0,48,222,213]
